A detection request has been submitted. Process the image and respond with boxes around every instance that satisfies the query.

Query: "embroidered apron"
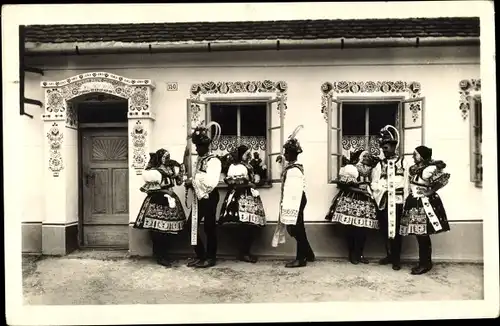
[412,183,443,232]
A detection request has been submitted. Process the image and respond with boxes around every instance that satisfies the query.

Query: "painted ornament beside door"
[47,122,64,177]
[131,120,148,174]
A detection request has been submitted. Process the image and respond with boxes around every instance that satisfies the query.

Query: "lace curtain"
[342,135,382,159]
[210,135,267,182]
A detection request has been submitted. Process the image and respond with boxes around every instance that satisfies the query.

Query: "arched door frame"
[40,72,155,255]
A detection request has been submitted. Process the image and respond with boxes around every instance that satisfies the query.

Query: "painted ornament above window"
[459,79,481,120]
[320,80,422,122]
[189,80,288,124]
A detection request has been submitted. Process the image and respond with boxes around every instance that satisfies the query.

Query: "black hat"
[415,145,433,161]
[349,149,364,164]
[236,145,250,161]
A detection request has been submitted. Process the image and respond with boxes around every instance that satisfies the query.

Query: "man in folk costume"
[184,121,222,268]
[371,125,410,271]
[272,125,316,268]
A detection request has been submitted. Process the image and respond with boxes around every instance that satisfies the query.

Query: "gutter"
[24,37,480,56]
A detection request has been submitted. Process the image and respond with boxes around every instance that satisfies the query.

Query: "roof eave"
[24,36,480,56]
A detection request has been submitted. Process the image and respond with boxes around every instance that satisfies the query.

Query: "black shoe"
[392,263,401,271]
[157,258,172,268]
[306,253,316,262]
[350,258,360,265]
[379,256,391,265]
[411,265,432,275]
[187,257,203,267]
[195,259,216,268]
[359,256,369,264]
[238,254,258,264]
[285,259,307,268]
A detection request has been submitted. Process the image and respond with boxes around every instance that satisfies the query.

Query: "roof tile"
[24,17,480,44]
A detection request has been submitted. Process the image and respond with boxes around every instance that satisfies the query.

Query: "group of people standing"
[325,125,451,275]
[133,122,451,276]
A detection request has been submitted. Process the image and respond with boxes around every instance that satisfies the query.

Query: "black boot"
[195,258,217,268]
[187,257,203,267]
[285,259,307,268]
[238,254,258,263]
[411,263,432,275]
[411,235,432,275]
[157,258,172,268]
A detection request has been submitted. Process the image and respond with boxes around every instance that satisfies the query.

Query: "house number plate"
[166,82,178,91]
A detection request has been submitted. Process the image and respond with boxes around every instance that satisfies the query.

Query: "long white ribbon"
[387,161,397,239]
[191,190,198,245]
[421,196,443,232]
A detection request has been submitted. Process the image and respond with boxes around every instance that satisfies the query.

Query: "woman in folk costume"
[272,125,315,268]
[184,121,223,268]
[400,145,451,275]
[218,144,267,263]
[134,148,187,267]
[325,149,380,265]
[371,125,410,271]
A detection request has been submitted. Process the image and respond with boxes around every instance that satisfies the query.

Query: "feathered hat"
[378,125,400,148]
[189,120,222,146]
[283,125,304,154]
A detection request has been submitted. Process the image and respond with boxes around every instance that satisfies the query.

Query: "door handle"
[84,171,96,187]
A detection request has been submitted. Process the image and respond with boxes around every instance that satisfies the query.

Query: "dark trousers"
[378,203,404,264]
[237,224,258,256]
[151,231,172,260]
[286,193,315,261]
[187,190,220,260]
[416,235,433,267]
[346,226,367,260]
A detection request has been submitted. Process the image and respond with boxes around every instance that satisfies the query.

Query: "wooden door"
[81,129,129,248]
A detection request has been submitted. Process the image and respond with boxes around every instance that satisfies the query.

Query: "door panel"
[112,168,129,214]
[81,129,129,248]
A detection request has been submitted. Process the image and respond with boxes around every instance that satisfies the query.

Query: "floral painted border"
[320,80,422,122]
[47,122,64,177]
[41,72,155,175]
[189,80,288,124]
[459,79,481,120]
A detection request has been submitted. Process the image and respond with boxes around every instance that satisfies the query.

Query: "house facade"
[19,17,483,261]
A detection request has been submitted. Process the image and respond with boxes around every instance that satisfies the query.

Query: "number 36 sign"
[166,82,178,91]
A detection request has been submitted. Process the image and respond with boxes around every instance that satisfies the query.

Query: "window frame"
[203,95,278,189]
[327,96,405,184]
[470,94,482,188]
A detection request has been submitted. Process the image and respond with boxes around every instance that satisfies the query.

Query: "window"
[326,97,425,183]
[77,101,128,123]
[341,102,399,159]
[470,96,482,187]
[186,98,284,188]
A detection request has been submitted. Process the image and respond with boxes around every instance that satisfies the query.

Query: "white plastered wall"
[24,45,481,223]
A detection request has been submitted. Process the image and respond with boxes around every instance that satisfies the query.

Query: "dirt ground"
[22,251,483,305]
